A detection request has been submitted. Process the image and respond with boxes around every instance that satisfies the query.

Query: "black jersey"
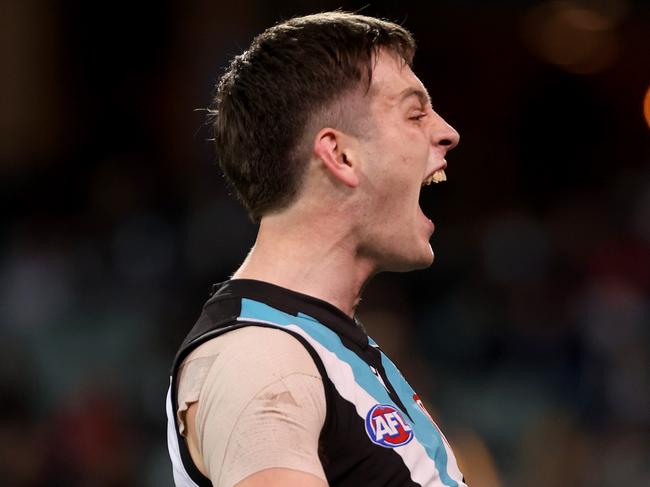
[166,279,466,487]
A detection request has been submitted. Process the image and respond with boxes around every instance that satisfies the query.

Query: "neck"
[231,212,376,317]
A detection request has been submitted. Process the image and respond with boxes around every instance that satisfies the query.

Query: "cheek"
[364,144,423,217]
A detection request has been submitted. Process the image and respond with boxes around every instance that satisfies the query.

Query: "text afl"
[365,404,414,448]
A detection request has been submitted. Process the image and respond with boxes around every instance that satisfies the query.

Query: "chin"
[383,243,434,273]
[409,248,435,270]
[406,235,435,267]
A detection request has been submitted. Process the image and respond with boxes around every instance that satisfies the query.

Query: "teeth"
[423,169,447,186]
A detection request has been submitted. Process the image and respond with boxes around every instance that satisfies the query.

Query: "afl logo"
[365,404,413,448]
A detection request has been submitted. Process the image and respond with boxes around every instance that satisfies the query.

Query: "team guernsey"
[166,279,467,487]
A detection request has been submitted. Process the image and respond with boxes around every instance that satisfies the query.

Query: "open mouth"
[421,169,447,186]
[418,168,447,224]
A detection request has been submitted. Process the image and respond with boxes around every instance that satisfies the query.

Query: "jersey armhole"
[171,321,334,487]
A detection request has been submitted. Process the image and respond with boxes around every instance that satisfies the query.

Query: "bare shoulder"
[187,326,328,484]
[194,325,321,378]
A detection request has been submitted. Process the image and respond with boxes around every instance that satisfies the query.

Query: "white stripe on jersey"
[166,381,201,487]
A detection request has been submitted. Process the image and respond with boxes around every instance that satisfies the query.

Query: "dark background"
[1,1,649,485]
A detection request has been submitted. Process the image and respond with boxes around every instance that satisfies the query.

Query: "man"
[166,11,465,487]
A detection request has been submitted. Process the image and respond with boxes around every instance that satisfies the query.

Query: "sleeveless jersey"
[166,279,467,487]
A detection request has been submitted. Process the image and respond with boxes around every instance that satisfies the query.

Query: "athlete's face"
[353,50,459,272]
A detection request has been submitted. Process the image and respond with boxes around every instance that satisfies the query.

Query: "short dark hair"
[210,12,416,222]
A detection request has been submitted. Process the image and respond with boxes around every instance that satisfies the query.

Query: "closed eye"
[409,112,426,121]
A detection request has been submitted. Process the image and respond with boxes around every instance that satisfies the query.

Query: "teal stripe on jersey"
[239,298,457,486]
[379,351,459,487]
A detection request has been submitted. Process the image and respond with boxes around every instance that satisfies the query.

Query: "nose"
[431,114,460,152]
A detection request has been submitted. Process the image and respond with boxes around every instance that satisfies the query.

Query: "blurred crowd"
[1,1,648,486]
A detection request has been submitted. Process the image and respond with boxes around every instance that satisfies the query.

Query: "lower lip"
[419,207,435,233]
[426,218,435,234]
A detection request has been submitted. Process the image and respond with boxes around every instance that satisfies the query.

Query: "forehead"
[368,50,430,109]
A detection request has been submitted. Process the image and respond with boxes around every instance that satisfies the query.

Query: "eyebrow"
[398,87,432,107]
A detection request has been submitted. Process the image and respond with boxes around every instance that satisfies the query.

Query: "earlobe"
[314,129,359,188]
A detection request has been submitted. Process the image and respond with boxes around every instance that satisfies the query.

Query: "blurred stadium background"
[1,0,649,485]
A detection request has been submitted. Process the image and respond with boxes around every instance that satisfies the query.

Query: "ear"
[313,128,359,188]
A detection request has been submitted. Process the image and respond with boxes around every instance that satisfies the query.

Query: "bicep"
[192,327,327,487]
[234,468,329,487]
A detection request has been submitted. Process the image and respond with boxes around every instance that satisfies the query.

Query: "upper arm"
[188,326,327,487]
[234,468,329,487]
